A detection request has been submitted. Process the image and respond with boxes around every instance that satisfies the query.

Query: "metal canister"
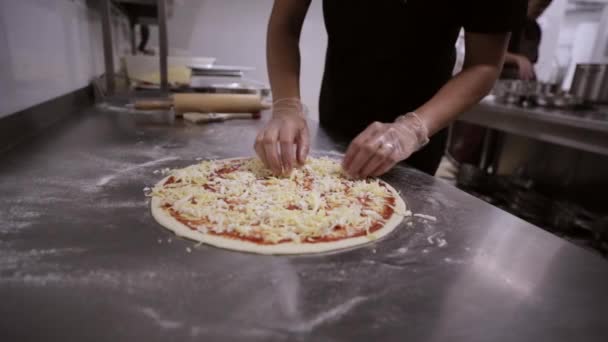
[570,64,608,104]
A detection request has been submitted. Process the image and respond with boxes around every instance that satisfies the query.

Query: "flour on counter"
[414,213,437,221]
[426,232,448,248]
[437,238,447,248]
[289,296,367,333]
[96,156,179,187]
[0,206,44,234]
[96,200,147,209]
[0,247,87,270]
[138,307,184,329]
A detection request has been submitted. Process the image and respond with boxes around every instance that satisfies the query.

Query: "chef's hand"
[254,98,310,175]
[514,54,535,81]
[343,113,429,178]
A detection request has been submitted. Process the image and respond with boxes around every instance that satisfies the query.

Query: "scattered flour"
[0,206,44,234]
[96,156,179,187]
[0,269,164,289]
[0,247,87,270]
[288,296,367,333]
[138,307,184,329]
[96,200,146,209]
[426,232,448,248]
[436,238,447,248]
[414,213,437,221]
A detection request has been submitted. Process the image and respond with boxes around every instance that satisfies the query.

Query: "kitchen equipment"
[189,64,255,77]
[569,64,608,104]
[188,76,270,96]
[96,103,176,125]
[134,75,270,96]
[133,93,269,115]
[492,80,583,109]
[124,55,216,86]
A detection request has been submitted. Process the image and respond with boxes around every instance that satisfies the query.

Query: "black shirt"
[502,17,542,79]
[319,0,527,136]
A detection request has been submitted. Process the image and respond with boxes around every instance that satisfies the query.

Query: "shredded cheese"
[151,157,398,244]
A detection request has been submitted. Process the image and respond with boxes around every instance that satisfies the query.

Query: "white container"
[124,55,216,85]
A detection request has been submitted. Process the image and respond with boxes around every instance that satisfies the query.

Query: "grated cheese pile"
[151,157,398,244]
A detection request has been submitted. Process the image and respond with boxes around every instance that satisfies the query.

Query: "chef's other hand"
[343,113,429,178]
[254,98,309,175]
[514,54,535,81]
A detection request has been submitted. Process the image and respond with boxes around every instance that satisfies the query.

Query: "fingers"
[279,128,296,174]
[359,141,393,178]
[255,117,309,175]
[371,159,395,177]
[343,122,381,172]
[342,137,362,171]
[344,132,385,178]
[371,150,400,177]
[261,127,282,175]
[254,131,269,168]
[296,125,310,165]
[518,59,534,81]
[526,67,535,81]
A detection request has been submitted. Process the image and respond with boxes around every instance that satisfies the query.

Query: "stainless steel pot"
[569,64,608,104]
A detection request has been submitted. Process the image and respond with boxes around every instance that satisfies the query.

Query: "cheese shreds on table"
[150,157,407,252]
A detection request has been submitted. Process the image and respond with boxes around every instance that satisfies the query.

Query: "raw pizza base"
[150,158,406,255]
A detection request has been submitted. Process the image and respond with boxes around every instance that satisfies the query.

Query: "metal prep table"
[1,107,607,341]
[101,0,170,95]
[459,99,608,157]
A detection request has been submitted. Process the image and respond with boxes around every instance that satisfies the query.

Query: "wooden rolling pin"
[183,112,261,124]
[133,93,269,115]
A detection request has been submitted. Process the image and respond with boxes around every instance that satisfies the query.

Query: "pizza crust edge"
[150,158,406,255]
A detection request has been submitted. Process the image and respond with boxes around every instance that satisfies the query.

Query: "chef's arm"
[266,0,311,100]
[342,32,511,178]
[415,32,510,135]
[255,0,312,175]
[504,52,522,65]
[504,51,535,80]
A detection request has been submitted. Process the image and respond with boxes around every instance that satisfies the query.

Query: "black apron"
[319,0,462,175]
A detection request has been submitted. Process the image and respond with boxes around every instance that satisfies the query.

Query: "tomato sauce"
[216,164,240,175]
[202,184,217,192]
[163,176,398,245]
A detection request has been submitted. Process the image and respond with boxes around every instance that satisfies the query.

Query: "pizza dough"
[150,157,407,255]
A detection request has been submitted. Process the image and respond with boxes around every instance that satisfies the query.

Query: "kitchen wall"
[148,0,327,120]
[0,0,129,118]
[536,0,568,82]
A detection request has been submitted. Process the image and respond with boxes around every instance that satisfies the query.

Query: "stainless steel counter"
[1,107,607,341]
[459,99,608,156]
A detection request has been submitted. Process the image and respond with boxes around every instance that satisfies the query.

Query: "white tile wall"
[0,0,129,117]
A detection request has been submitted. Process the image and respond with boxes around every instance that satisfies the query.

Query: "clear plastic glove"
[342,112,429,178]
[254,98,310,175]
